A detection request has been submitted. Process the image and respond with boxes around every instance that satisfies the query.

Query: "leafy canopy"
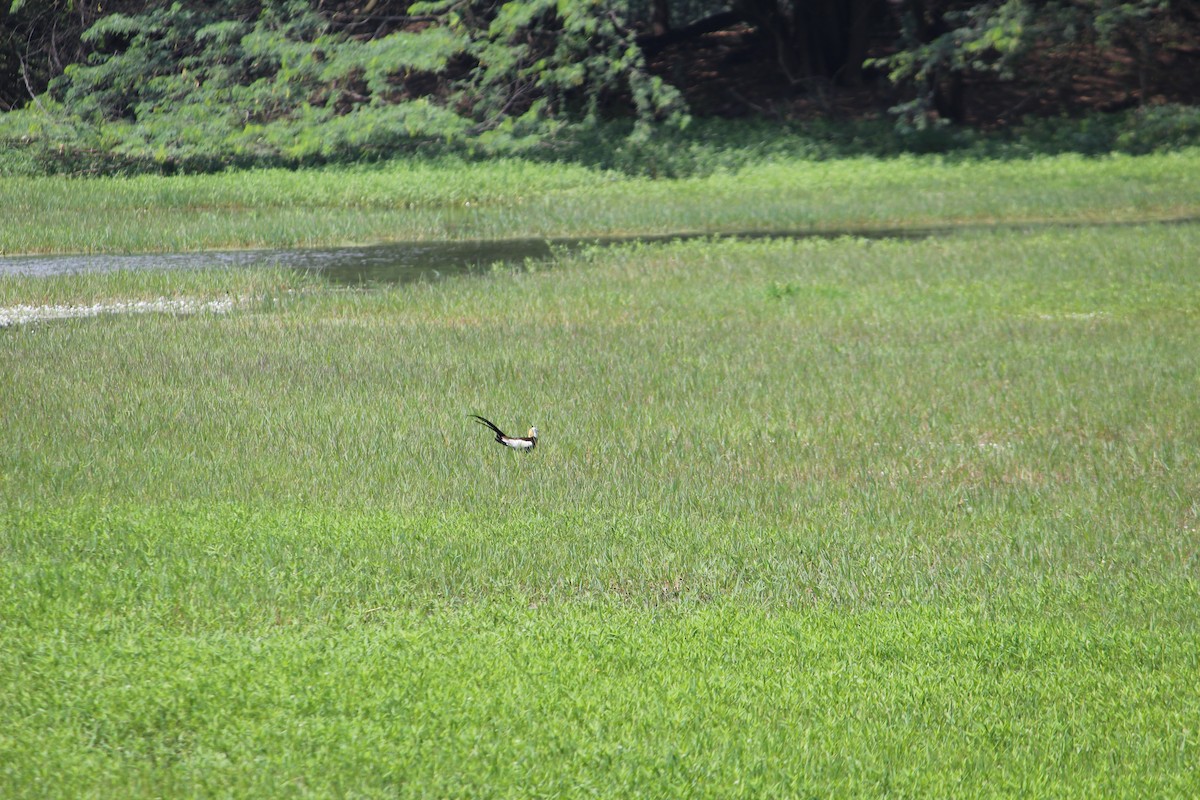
[5,0,683,170]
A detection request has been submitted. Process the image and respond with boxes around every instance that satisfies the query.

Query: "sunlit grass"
[2,222,1199,796]
[2,596,1196,798]
[2,150,1198,254]
[0,264,313,308]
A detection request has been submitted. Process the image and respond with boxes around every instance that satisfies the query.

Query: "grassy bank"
[3,219,1199,796]
[3,149,1199,255]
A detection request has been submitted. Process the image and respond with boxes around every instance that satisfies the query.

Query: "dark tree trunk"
[735,0,885,86]
[901,0,968,123]
[651,0,671,36]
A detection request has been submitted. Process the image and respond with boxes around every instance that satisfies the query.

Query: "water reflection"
[0,230,912,285]
[3,218,1195,284]
[296,239,559,285]
[0,240,559,284]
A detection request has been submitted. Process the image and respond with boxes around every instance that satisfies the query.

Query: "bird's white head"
[528,426,538,439]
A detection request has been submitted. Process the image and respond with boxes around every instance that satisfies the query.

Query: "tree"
[1,0,100,110]
[734,0,884,87]
[871,0,1185,126]
[2,0,1198,172]
[2,0,686,169]
[405,0,685,134]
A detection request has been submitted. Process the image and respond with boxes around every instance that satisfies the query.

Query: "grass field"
[2,156,1200,797]
[2,149,1199,254]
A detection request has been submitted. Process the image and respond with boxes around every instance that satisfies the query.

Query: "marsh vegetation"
[2,149,1199,794]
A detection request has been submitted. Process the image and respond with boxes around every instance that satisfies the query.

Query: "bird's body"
[470,415,538,452]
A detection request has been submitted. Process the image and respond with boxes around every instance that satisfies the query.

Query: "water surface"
[2,218,1195,285]
[0,229,928,285]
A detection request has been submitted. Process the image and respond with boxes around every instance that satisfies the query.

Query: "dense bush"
[1,0,1198,175]
[0,0,683,173]
[4,102,1200,178]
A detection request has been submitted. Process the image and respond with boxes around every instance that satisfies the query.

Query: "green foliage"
[872,0,1177,127]
[1112,103,1200,153]
[998,104,1200,156]
[871,1,1025,86]
[3,0,1199,173]
[0,0,685,173]
[29,0,477,170]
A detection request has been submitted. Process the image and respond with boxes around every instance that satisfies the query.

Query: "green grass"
[3,593,1196,798]
[3,217,1200,795]
[2,149,1199,254]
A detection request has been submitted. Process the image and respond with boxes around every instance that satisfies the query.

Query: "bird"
[470,415,538,452]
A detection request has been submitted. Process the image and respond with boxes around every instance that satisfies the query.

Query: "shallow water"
[0,229,929,285]
[0,239,556,284]
[2,218,1196,285]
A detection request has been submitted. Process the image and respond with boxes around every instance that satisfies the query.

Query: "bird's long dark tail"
[469,414,507,441]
